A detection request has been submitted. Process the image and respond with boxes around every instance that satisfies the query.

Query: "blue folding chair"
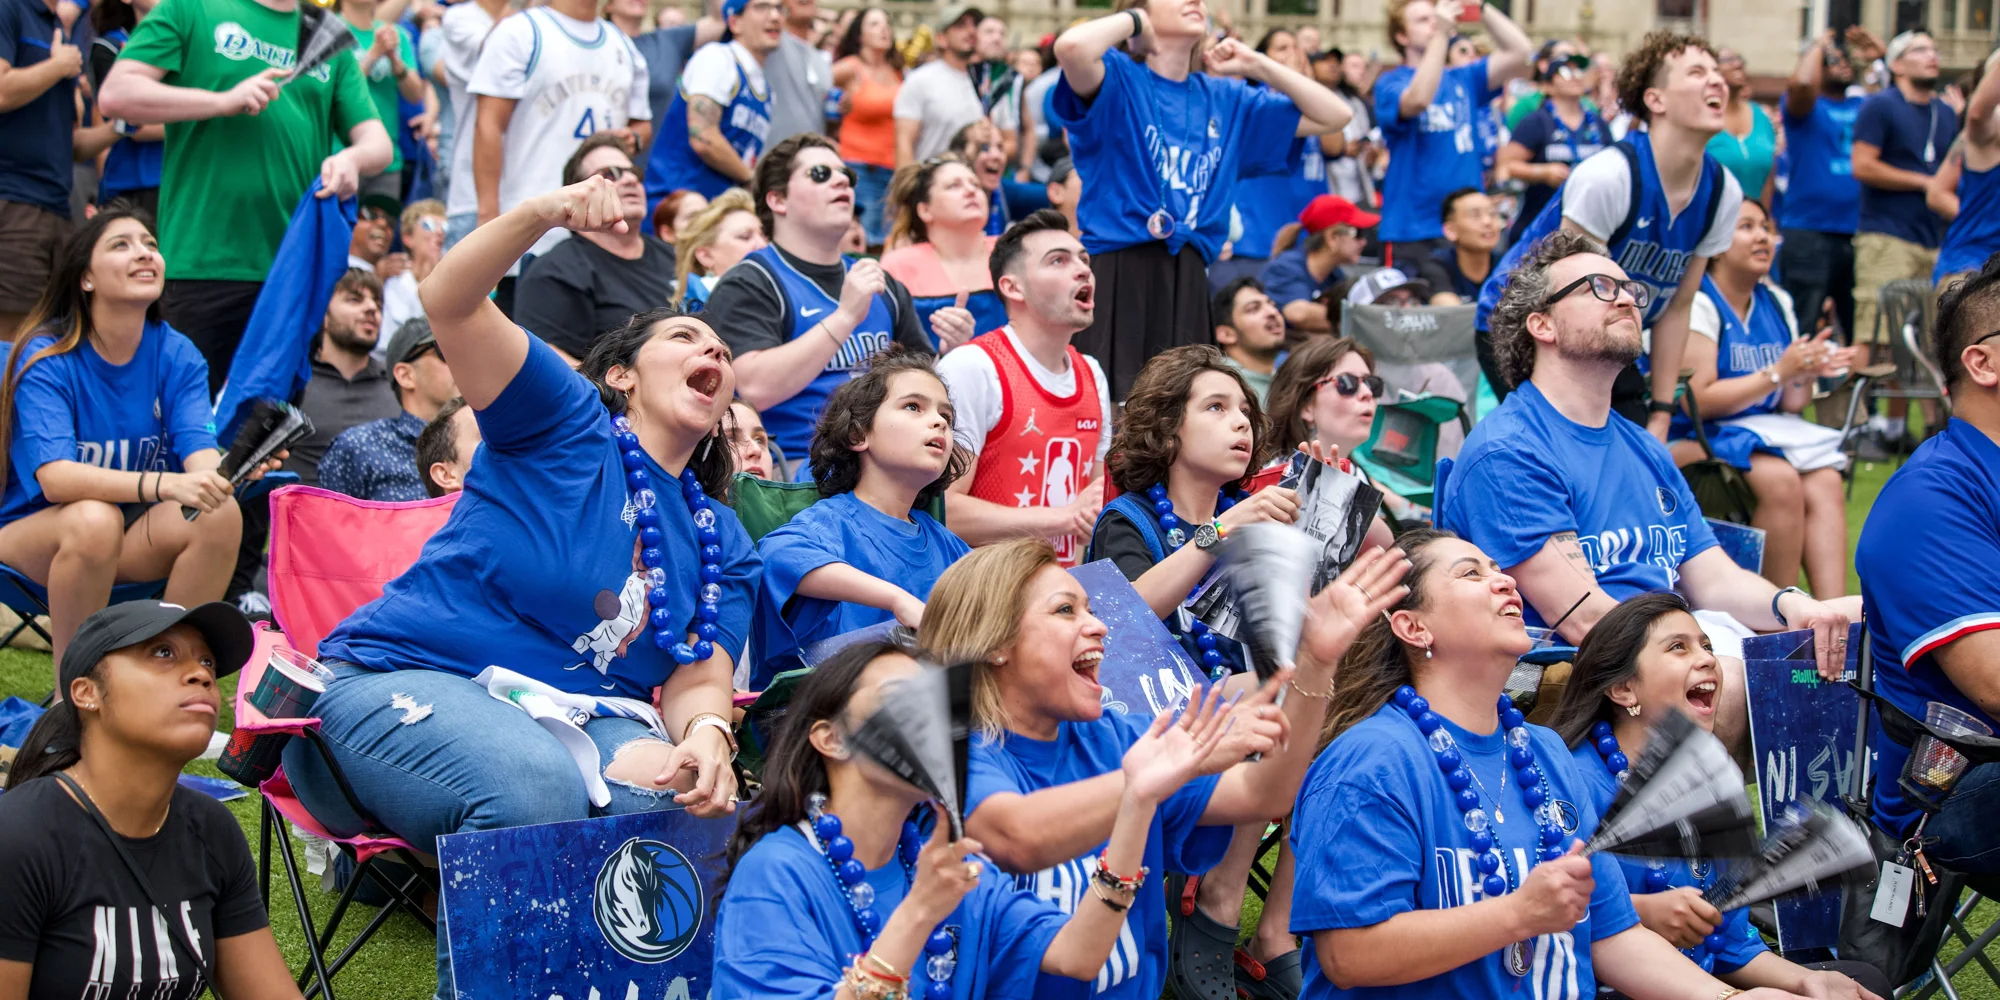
[0,565,164,652]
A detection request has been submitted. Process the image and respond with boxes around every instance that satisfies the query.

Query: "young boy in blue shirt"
[751,351,972,687]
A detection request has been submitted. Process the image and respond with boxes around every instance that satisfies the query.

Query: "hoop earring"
[1625,704,1641,718]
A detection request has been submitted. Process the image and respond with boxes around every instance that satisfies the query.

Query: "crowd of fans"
[1,0,1997,998]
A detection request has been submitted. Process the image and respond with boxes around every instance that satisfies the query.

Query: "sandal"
[1166,874,1240,1000]
[1234,948,1303,1000]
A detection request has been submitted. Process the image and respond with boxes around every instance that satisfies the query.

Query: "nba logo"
[1044,438,1083,563]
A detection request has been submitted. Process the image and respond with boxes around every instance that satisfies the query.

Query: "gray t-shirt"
[764,33,830,146]
[894,58,983,162]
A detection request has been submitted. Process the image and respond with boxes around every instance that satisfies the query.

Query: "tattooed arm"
[1503,530,1618,643]
[687,94,753,182]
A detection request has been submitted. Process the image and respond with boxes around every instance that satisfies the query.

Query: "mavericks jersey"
[741,245,897,462]
[1934,160,2000,281]
[964,333,1104,566]
[1480,132,1733,336]
[647,44,772,203]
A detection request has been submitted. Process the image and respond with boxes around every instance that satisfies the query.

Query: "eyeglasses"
[416,216,445,234]
[592,165,639,183]
[1542,273,1652,311]
[359,206,392,223]
[1313,372,1385,398]
[404,342,445,365]
[1975,330,2000,347]
[806,162,858,186]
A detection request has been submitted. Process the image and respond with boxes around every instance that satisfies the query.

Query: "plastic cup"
[1904,701,1994,793]
[217,647,335,787]
[1523,626,1560,651]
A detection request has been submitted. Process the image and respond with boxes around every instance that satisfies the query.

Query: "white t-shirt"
[935,326,1113,463]
[1690,280,1799,341]
[680,40,768,108]
[893,59,983,162]
[441,1,497,218]
[1561,146,1741,259]
[468,7,652,255]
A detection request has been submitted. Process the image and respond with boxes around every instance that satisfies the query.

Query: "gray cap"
[935,3,985,31]
[384,318,438,369]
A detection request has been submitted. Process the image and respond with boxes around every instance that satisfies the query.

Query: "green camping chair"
[1350,395,1472,512]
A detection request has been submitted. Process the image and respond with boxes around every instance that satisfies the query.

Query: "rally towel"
[473,666,667,808]
[211,180,355,442]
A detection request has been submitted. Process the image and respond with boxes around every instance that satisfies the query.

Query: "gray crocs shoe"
[1234,947,1302,1000]
[1167,892,1240,1000]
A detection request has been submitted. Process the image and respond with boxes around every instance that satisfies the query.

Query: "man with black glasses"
[1442,230,1856,751]
[517,134,677,362]
[699,134,940,475]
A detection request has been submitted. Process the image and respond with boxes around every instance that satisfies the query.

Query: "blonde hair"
[673,188,759,298]
[400,198,445,234]
[915,538,1061,740]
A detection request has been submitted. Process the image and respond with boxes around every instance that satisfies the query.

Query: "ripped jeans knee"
[585,719,684,815]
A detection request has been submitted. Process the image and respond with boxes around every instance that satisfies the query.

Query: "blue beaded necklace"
[1395,685,1566,977]
[1588,721,1726,961]
[612,414,723,665]
[1142,482,1243,681]
[804,795,958,999]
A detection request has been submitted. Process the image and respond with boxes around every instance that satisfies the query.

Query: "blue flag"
[211,180,355,442]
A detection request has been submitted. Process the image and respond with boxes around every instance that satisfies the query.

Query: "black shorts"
[1073,242,1214,401]
[163,279,263,395]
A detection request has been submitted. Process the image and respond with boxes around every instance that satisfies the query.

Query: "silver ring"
[965,862,982,880]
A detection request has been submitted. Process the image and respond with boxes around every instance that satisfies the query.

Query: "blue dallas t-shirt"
[1,324,216,526]
[1934,160,2000,280]
[1567,743,1766,975]
[1373,59,1500,243]
[1289,704,1638,1000]
[1234,135,1330,263]
[1779,95,1862,235]
[318,339,761,702]
[749,491,970,688]
[715,824,1068,1000]
[1478,133,1740,336]
[1050,50,1300,263]
[1853,87,1957,247]
[1504,103,1609,244]
[1855,418,2000,838]
[967,710,1230,1000]
[1437,381,1718,627]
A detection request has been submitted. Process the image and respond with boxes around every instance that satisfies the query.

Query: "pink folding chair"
[233,485,457,999]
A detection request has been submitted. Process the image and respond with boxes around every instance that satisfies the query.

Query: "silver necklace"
[1465,758,1508,824]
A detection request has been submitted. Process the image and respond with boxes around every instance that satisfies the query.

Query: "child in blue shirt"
[715,637,1229,1000]
[751,351,972,688]
[1544,592,1890,996]
[1290,529,1788,1000]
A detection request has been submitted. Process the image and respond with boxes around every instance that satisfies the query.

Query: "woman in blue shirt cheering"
[1292,529,1814,1000]
[715,638,1229,999]
[281,176,759,998]
[1545,593,1888,999]
[0,211,257,688]
[1050,0,1353,398]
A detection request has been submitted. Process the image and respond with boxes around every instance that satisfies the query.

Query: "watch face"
[1194,523,1220,550]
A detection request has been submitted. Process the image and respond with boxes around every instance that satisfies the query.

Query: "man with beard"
[284,269,400,486]
[1849,30,1957,454]
[893,4,984,165]
[935,209,1109,566]
[1211,277,1286,404]
[1440,230,1856,746]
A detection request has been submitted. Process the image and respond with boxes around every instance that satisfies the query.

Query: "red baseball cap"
[1298,195,1381,234]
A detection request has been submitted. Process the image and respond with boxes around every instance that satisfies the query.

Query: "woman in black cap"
[0,600,297,1000]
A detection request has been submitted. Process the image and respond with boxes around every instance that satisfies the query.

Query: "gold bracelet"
[819,320,845,348]
[1715,989,1743,1000]
[1088,879,1133,912]
[842,964,904,1000]
[862,952,905,979]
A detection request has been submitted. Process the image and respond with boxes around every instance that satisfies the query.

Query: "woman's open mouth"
[1072,649,1103,686]
[687,364,723,400]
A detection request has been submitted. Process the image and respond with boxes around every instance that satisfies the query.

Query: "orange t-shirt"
[836,58,900,169]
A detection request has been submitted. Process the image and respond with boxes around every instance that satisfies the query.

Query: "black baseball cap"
[60,600,256,688]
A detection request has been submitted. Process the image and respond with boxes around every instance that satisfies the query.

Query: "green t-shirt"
[120,0,379,282]
[343,17,415,174]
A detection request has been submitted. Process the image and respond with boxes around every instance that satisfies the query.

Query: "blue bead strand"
[613,414,722,665]
[804,796,957,998]
[1142,483,1244,681]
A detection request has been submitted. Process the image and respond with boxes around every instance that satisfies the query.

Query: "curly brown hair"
[1107,345,1268,495]
[1488,228,1609,390]
[807,348,969,508]
[1616,30,1717,125]
[1264,337,1377,452]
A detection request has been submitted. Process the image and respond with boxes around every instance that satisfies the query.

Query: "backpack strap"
[1696,155,1728,253]
[1098,492,1167,564]
[1605,138,1644,249]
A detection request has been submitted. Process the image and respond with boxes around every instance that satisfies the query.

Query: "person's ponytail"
[8,701,82,788]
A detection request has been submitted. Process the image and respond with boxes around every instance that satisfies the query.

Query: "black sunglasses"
[1543,273,1652,311]
[591,165,638,182]
[1314,372,1385,398]
[806,163,858,186]
[1976,330,2000,347]
[403,342,444,365]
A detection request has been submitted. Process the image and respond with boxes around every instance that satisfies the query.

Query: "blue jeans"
[281,664,682,999]
[848,161,893,246]
[1927,760,2000,874]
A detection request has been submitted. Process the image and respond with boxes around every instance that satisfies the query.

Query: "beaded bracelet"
[1089,879,1131,912]
[1092,853,1148,892]
[842,963,906,1000]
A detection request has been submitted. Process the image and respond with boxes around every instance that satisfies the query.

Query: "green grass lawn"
[0,452,1989,999]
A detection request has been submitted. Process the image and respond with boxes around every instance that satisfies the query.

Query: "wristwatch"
[1192,521,1222,553]
[682,713,739,760]
[1647,399,1678,416]
[1763,366,1783,385]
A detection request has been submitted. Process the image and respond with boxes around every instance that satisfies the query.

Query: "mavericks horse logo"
[593,837,705,963]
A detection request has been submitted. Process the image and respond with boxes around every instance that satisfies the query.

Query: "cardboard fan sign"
[1703,802,1875,911]
[285,3,358,88]
[843,659,975,839]
[1586,710,1761,860]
